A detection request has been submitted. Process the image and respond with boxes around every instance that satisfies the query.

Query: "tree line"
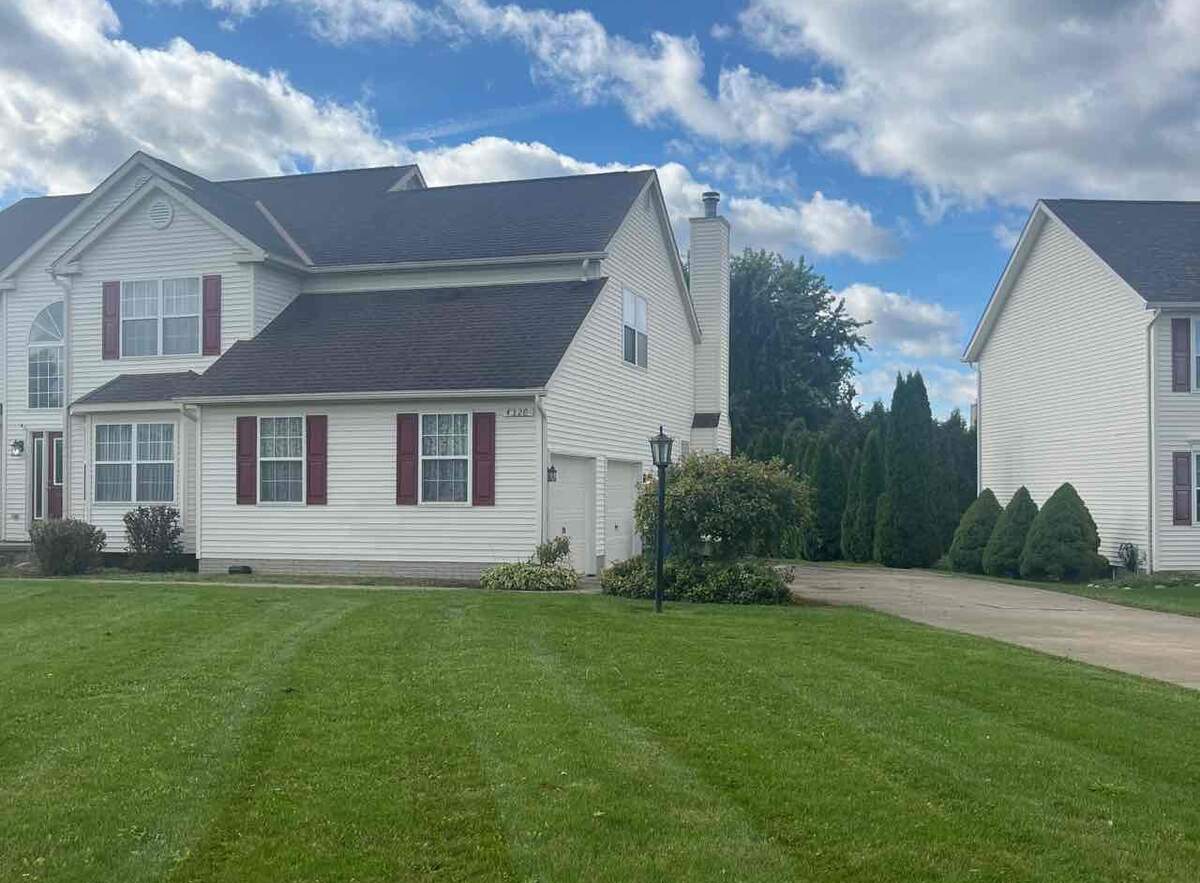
[728,250,976,567]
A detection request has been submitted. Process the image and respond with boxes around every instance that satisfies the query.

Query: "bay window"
[95,423,175,503]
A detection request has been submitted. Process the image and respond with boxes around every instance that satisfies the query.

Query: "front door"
[30,431,63,522]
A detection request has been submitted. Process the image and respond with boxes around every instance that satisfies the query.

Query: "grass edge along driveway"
[2,580,1199,882]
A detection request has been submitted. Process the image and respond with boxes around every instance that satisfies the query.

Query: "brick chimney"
[688,191,731,453]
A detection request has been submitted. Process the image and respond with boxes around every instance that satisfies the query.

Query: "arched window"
[29,302,64,409]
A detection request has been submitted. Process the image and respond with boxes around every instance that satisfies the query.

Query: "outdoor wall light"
[9,439,24,457]
[546,465,558,482]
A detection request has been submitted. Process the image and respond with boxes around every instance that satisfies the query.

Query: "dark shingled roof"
[0,194,85,270]
[74,371,200,406]
[184,280,605,399]
[221,169,654,266]
[1,159,651,274]
[691,412,721,429]
[1044,199,1200,303]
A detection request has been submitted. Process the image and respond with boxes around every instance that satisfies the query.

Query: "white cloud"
[171,0,450,43]
[0,1,894,263]
[991,222,1020,250]
[710,23,734,41]
[855,362,976,419]
[838,283,962,358]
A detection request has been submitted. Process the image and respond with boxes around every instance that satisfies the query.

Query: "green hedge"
[600,557,791,605]
[480,562,578,592]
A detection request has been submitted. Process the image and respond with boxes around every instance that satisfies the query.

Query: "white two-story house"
[965,198,1200,572]
[0,152,730,578]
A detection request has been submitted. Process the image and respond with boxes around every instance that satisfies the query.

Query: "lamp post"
[648,425,674,613]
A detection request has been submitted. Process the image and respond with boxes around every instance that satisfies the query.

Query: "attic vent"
[147,199,173,230]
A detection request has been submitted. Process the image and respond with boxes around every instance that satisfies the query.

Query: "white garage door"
[605,461,641,565]
[549,455,594,574]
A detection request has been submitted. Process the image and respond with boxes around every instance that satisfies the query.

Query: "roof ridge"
[1045,197,1200,206]
[219,164,417,185]
[414,168,653,194]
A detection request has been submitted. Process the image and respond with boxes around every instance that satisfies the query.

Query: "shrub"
[480,561,578,592]
[1019,483,1108,582]
[530,534,571,567]
[123,506,185,571]
[600,556,791,605]
[946,489,1002,574]
[29,519,105,576]
[982,486,1038,578]
[634,453,810,562]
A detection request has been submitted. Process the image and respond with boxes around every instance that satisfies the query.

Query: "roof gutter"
[175,387,546,405]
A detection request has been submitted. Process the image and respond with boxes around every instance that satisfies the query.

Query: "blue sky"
[4,1,1196,416]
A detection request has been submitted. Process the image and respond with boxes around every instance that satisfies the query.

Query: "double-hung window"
[259,416,304,503]
[622,290,648,368]
[121,277,201,357]
[421,413,469,502]
[94,423,175,503]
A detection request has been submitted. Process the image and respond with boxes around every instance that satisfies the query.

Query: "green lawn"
[2,582,1199,882]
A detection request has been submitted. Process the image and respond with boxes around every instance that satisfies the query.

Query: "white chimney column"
[688,191,731,453]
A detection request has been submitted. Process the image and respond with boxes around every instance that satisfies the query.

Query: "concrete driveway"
[789,563,1200,690]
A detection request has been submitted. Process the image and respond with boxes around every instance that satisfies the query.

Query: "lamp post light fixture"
[648,425,674,613]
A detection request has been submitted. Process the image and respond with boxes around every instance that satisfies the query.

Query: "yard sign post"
[648,426,674,614]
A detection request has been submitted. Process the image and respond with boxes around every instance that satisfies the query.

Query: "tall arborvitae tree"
[803,435,847,560]
[840,447,862,560]
[932,410,978,554]
[844,427,885,561]
[874,373,939,568]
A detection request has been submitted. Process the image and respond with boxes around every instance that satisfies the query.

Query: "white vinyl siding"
[977,213,1149,565]
[253,263,302,333]
[197,400,538,566]
[1152,313,1200,568]
[688,214,731,453]
[546,184,694,564]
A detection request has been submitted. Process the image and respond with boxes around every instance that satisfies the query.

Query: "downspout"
[535,393,549,543]
[1146,309,1160,573]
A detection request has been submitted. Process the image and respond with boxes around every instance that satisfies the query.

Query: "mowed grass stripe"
[418,593,800,882]
[167,595,517,883]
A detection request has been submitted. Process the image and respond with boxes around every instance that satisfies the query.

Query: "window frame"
[93,422,177,505]
[621,289,648,369]
[257,415,306,506]
[1194,450,1200,526]
[418,411,472,505]
[119,276,202,359]
[28,301,64,410]
[31,435,45,520]
[52,436,64,488]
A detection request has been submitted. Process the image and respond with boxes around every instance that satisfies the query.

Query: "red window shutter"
[1171,318,1191,392]
[1173,451,1193,526]
[203,274,222,356]
[396,414,418,505]
[102,281,120,360]
[472,412,496,506]
[306,415,327,505]
[236,416,257,505]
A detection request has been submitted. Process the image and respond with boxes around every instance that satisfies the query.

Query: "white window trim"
[257,415,306,506]
[52,436,63,488]
[418,411,472,506]
[119,275,202,359]
[31,434,45,521]
[28,301,64,410]
[93,422,178,506]
[621,288,648,370]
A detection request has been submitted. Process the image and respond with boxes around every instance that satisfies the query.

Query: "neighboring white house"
[964,198,1200,572]
[0,152,731,577]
